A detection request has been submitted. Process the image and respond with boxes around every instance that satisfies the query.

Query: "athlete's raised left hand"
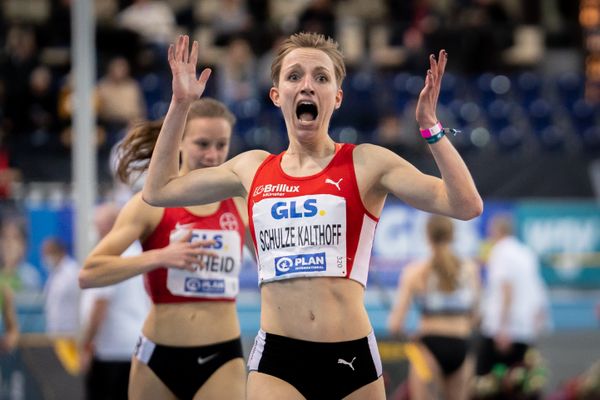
[168,35,212,104]
[415,50,447,129]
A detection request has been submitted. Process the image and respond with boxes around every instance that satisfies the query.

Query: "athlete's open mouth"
[296,101,318,122]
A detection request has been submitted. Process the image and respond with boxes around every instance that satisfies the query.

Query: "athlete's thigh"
[193,358,246,400]
[443,355,474,400]
[129,357,177,400]
[408,343,443,400]
[247,371,305,400]
[343,376,386,400]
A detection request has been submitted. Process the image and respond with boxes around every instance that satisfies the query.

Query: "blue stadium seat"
[557,72,584,108]
[330,72,379,135]
[515,71,541,108]
[495,125,525,151]
[528,98,553,131]
[536,125,565,151]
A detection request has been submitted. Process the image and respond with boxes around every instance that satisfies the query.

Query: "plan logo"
[184,278,225,294]
[274,252,327,276]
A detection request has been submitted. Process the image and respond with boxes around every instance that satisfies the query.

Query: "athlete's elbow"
[78,269,93,289]
[457,196,484,220]
[141,187,164,207]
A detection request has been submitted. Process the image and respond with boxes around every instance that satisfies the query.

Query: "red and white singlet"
[142,199,244,303]
[248,143,379,286]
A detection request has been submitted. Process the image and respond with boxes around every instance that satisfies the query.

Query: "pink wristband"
[420,122,443,138]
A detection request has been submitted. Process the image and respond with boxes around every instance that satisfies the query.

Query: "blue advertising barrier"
[9,199,599,336]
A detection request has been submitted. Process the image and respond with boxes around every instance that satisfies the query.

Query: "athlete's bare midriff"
[143,302,240,346]
[260,277,372,342]
[419,314,473,338]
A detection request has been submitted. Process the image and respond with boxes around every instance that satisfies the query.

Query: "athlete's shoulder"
[404,260,428,277]
[231,149,271,165]
[226,149,271,176]
[353,142,412,167]
[353,142,396,157]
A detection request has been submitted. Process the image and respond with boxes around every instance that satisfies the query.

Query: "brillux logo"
[253,184,300,197]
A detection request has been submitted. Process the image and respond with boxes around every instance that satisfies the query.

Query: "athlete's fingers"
[438,49,447,77]
[192,250,217,259]
[173,230,193,243]
[182,259,197,272]
[175,35,184,62]
[168,44,175,68]
[190,40,199,67]
[193,256,208,271]
[182,35,189,63]
[198,68,212,86]
[189,239,216,248]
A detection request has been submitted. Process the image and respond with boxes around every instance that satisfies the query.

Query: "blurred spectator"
[212,0,251,46]
[42,237,79,335]
[80,202,149,400]
[57,73,106,151]
[47,0,72,46]
[25,66,59,149]
[117,0,176,46]
[298,0,337,41]
[167,0,195,32]
[216,37,257,105]
[373,0,439,71]
[97,57,146,146]
[374,112,424,157]
[476,214,550,379]
[256,34,285,93]
[0,283,19,353]
[0,219,44,292]
[453,0,513,73]
[0,133,21,200]
[95,0,119,26]
[0,25,40,138]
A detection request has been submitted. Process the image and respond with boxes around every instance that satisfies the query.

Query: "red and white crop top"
[248,143,379,287]
[142,199,244,303]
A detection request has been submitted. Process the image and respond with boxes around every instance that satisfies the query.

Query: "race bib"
[167,229,241,298]
[252,194,347,283]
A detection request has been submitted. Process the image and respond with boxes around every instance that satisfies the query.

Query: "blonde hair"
[427,215,461,292]
[270,32,346,87]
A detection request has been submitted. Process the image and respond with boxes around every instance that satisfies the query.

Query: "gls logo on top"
[275,252,327,276]
[271,199,321,219]
[171,227,225,250]
[191,232,223,250]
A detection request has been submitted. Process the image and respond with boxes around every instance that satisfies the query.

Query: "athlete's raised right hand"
[168,35,212,104]
[154,230,216,272]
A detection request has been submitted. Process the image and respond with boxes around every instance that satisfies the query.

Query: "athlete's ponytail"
[426,215,461,292]
[115,119,163,185]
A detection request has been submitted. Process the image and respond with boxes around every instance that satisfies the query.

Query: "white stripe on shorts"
[367,331,383,377]
[134,334,156,365]
[247,329,267,371]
